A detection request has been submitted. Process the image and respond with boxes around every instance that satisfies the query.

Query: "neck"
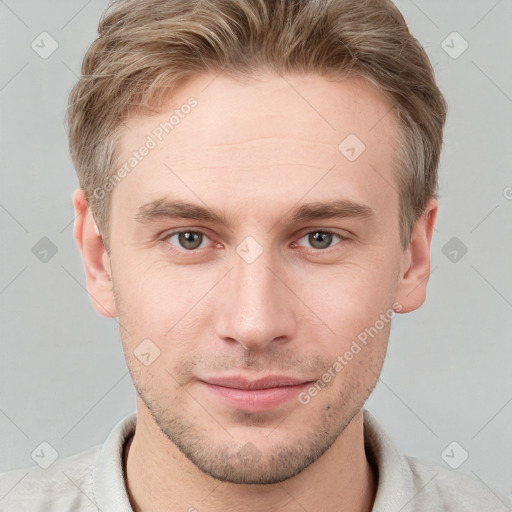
[125,402,376,512]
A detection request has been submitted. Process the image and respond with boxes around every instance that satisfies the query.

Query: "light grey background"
[1,0,511,502]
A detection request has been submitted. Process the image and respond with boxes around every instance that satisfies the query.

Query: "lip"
[198,375,313,412]
[203,375,310,390]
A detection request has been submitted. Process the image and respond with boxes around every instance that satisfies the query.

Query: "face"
[88,72,424,484]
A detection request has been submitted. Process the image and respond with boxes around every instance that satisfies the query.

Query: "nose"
[214,243,297,352]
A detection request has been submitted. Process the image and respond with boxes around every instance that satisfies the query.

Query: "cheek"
[114,267,208,372]
[302,261,397,326]
[296,262,396,379]
[114,263,179,325]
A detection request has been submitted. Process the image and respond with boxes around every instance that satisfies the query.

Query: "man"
[1,0,510,510]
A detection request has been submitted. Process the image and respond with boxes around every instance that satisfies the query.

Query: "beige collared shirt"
[1,410,510,511]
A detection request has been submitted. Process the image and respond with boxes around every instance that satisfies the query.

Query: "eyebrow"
[133,198,375,227]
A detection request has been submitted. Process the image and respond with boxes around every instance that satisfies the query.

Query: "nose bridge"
[216,235,295,350]
[234,240,276,306]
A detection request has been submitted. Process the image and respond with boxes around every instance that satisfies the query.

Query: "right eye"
[163,229,213,251]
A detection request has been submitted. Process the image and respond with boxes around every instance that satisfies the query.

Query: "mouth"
[198,375,314,412]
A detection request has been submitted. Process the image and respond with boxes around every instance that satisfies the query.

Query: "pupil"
[311,232,331,249]
[181,231,200,249]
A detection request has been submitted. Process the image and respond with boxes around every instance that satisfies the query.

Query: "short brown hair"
[66,0,447,250]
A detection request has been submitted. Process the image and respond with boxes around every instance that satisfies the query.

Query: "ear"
[72,188,118,318]
[394,198,438,313]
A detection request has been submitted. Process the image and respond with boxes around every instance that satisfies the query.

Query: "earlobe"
[72,189,118,318]
[394,198,438,314]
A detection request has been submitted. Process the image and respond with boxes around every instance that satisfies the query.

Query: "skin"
[73,72,437,512]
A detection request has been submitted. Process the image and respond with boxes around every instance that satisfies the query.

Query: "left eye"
[296,230,344,250]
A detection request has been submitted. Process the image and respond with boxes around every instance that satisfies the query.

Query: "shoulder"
[403,454,512,511]
[362,409,512,512]
[0,444,101,511]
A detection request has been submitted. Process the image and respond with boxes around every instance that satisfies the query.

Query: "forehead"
[112,72,399,222]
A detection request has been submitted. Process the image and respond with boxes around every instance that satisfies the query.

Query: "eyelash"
[160,228,348,255]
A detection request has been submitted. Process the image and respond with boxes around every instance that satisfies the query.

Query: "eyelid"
[162,228,349,240]
[295,227,350,239]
